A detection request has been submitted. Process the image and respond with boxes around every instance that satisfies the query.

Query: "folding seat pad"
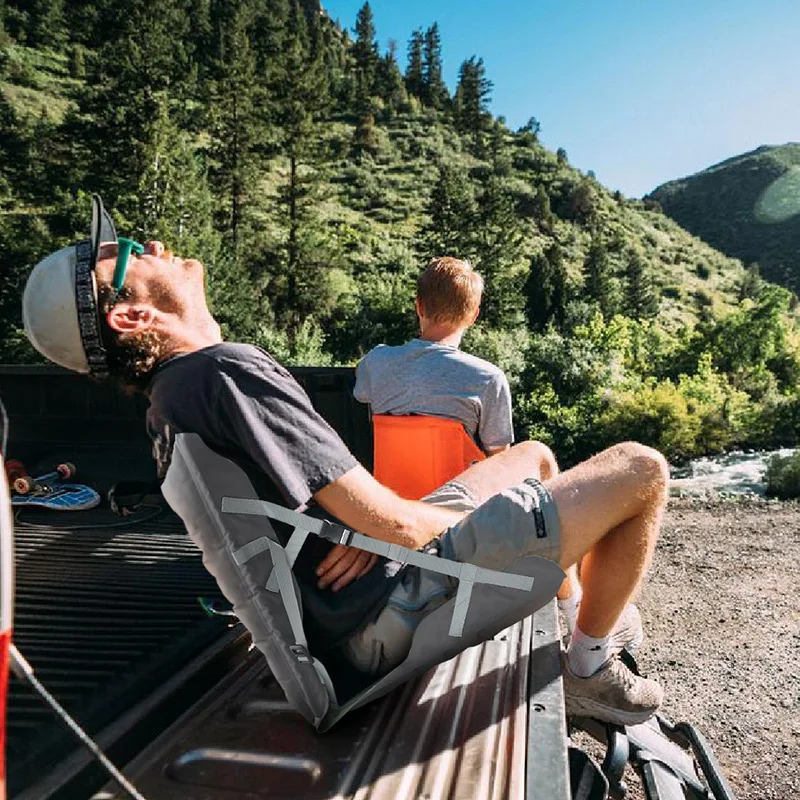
[372,414,486,500]
[162,433,565,731]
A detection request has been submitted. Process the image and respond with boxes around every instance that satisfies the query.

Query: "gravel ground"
[572,495,800,800]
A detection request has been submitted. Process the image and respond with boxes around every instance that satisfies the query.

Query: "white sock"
[567,625,612,678]
[557,584,583,636]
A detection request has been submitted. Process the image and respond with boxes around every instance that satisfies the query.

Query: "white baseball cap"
[22,195,118,378]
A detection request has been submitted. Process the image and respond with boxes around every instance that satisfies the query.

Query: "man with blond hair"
[355,256,530,458]
[355,256,644,655]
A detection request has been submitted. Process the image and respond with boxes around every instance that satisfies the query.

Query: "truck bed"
[97,604,567,800]
[1,366,571,800]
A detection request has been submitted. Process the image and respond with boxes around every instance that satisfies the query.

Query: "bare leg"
[453,440,559,503]
[545,442,668,638]
[453,440,578,600]
[453,441,577,599]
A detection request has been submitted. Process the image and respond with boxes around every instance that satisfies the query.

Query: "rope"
[10,644,148,800]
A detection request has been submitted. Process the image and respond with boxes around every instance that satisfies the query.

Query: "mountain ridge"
[649,143,800,290]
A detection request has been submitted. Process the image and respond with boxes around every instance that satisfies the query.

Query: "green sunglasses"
[111,237,145,294]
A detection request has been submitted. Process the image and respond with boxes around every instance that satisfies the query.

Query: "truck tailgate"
[97,605,568,800]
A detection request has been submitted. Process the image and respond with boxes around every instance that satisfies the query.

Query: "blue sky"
[322,1,800,197]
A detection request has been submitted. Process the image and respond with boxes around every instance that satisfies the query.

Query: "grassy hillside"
[0,41,754,338]
[649,144,800,291]
[3,1,800,465]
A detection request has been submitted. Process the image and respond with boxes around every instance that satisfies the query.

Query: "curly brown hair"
[96,282,171,394]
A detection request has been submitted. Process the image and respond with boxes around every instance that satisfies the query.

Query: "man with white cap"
[21,195,668,724]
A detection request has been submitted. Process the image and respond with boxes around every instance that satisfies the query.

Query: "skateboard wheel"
[57,462,76,479]
[14,476,35,494]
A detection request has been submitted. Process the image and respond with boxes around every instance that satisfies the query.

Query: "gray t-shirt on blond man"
[354,339,514,451]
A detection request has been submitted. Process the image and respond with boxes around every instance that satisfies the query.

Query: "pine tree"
[583,237,616,317]
[27,0,66,48]
[473,175,525,327]
[525,242,567,330]
[67,43,85,78]
[568,179,598,224]
[206,0,263,259]
[421,23,447,108]
[186,0,213,74]
[0,99,30,191]
[375,39,407,113]
[624,252,658,319]
[249,0,290,73]
[269,0,333,350]
[488,120,513,175]
[351,112,378,157]
[533,185,554,229]
[405,28,424,98]
[739,262,763,301]
[519,116,541,143]
[352,1,378,109]
[135,93,219,262]
[453,56,492,145]
[417,163,477,257]
[74,0,195,210]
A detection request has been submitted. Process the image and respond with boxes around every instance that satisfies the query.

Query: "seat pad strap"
[222,496,534,638]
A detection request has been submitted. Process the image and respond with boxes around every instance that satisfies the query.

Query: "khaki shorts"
[339,477,561,678]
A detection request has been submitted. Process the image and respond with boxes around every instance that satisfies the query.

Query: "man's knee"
[515,439,559,480]
[611,441,670,501]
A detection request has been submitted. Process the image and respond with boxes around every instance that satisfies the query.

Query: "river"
[670,448,797,495]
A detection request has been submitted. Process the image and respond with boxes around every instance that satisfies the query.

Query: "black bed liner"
[7,509,232,799]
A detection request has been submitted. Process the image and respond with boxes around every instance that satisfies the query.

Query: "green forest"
[2,0,800,466]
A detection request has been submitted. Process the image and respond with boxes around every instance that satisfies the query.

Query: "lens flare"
[754,166,800,224]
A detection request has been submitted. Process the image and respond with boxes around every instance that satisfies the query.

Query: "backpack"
[161,432,565,731]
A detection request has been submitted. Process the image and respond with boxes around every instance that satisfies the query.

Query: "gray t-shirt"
[145,343,403,652]
[354,339,514,451]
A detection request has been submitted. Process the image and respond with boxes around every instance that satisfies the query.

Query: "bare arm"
[313,463,466,551]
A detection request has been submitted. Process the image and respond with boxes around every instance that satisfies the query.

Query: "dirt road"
[593,495,800,799]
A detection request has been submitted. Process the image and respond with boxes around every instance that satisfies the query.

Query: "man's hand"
[316,543,378,592]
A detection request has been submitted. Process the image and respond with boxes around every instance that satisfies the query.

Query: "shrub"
[463,324,531,391]
[643,198,663,213]
[765,451,800,499]
[596,380,700,462]
[6,54,37,87]
[677,353,750,453]
[696,263,711,280]
[68,44,85,79]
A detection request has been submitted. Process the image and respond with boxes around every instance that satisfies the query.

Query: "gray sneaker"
[562,653,663,725]
[561,602,645,656]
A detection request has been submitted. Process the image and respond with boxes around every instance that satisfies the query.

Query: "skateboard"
[10,462,101,511]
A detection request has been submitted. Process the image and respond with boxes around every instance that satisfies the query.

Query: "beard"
[96,273,215,393]
[105,327,173,394]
